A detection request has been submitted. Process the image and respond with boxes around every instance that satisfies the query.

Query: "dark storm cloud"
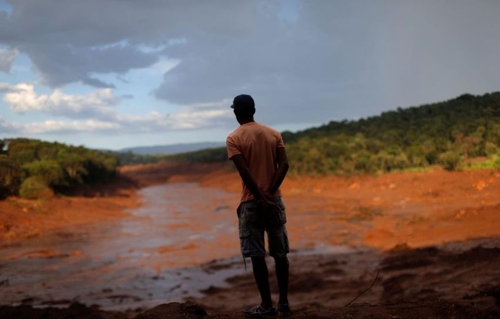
[155,0,500,125]
[0,0,257,86]
[0,48,18,72]
[155,1,383,124]
[1,0,500,128]
[23,43,159,87]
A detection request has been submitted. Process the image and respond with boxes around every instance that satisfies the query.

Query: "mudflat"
[1,162,500,318]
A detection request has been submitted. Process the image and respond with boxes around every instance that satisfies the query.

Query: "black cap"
[231,94,255,111]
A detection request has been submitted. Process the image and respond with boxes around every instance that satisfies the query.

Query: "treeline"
[115,147,228,166]
[142,92,500,175]
[0,138,118,199]
[284,92,500,175]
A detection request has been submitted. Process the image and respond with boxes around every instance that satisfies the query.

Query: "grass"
[462,157,500,170]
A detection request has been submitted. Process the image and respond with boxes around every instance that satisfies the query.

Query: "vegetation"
[0,139,118,199]
[283,92,500,175]
[140,92,500,175]
[115,147,228,166]
[4,91,500,200]
[115,151,165,166]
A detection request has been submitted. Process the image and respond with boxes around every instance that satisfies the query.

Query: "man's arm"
[230,154,266,201]
[266,147,289,195]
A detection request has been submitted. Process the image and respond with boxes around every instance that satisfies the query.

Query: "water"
[0,183,243,310]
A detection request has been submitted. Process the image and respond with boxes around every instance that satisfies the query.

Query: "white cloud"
[0,116,21,133]
[2,82,119,119]
[0,82,233,134]
[0,48,18,72]
[23,119,121,134]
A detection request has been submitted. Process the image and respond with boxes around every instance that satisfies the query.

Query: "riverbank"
[0,174,141,246]
[2,238,500,318]
[2,162,500,318]
[123,161,500,250]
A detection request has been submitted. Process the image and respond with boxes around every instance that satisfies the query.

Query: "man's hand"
[255,196,281,224]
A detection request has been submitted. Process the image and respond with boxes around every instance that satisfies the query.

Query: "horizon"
[1,0,500,150]
[2,90,498,151]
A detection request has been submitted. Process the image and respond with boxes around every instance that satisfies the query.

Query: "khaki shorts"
[237,197,289,258]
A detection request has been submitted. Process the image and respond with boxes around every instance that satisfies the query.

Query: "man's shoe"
[277,303,290,317]
[243,304,277,317]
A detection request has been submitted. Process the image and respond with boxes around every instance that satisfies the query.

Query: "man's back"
[226,121,285,202]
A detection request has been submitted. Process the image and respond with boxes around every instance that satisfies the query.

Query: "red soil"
[2,162,500,318]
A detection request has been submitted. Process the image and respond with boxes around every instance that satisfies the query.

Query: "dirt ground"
[2,162,500,318]
[0,175,140,245]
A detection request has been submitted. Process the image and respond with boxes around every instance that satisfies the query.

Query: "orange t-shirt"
[226,122,285,202]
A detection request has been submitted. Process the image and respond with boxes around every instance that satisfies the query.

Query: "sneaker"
[243,304,277,317]
[277,303,290,317]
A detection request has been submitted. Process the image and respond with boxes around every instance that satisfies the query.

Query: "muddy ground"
[1,162,500,318]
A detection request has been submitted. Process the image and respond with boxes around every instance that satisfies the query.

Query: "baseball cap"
[231,94,255,110]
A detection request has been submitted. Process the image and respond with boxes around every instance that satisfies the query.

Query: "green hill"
[283,92,500,174]
[157,92,500,175]
[0,139,118,199]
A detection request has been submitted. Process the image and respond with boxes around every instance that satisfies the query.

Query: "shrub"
[19,176,53,200]
[439,151,462,171]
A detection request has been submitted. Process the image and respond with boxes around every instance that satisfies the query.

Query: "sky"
[0,0,499,150]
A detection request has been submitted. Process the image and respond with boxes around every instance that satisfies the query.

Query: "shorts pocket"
[274,198,287,224]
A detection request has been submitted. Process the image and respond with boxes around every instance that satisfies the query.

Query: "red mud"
[2,162,500,318]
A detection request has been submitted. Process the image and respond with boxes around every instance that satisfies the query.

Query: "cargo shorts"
[237,197,289,258]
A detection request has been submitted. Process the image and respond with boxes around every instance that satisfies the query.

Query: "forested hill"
[282,92,500,145]
[282,92,500,174]
[0,139,118,199]
[159,92,500,175]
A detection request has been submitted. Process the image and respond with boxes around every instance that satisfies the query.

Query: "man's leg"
[251,256,273,309]
[274,256,289,305]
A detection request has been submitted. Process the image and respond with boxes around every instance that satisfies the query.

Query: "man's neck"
[239,118,255,125]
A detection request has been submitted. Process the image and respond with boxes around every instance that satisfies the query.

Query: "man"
[226,94,290,317]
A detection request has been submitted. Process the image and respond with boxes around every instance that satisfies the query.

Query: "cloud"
[2,82,120,119]
[1,0,500,136]
[154,1,381,124]
[0,48,18,72]
[154,0,500,124]
[23,119,121,134]
[14,106,232,135]
[0,82,233,134]
[0,0,258,88]
[0,116,21,133]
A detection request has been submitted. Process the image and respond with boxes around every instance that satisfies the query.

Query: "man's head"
[231,94,255,123]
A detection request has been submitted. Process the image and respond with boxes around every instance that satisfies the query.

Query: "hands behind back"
[255,193,281,225]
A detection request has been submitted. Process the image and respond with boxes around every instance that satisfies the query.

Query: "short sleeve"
[277,133,285,148]
[226,135,241,159]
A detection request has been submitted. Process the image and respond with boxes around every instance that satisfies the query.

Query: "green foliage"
[115,151,165,165]
[128,91,500,175]
[0,155,21,199]
[19,176,53,200]
[22,160,66,186]
[285,91,500,175]
[125,92,500,175]
[439,151,463,171]
[165,147,228,163]
[115,147,228,166]
[0,138,119,199]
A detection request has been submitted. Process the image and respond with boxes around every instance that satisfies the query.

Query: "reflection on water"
[0,183,242,310]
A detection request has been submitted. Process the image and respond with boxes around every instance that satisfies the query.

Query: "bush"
[439,151,462,171]
[19,176,53,200]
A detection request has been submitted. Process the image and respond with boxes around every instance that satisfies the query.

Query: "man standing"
[226,94,290,317]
